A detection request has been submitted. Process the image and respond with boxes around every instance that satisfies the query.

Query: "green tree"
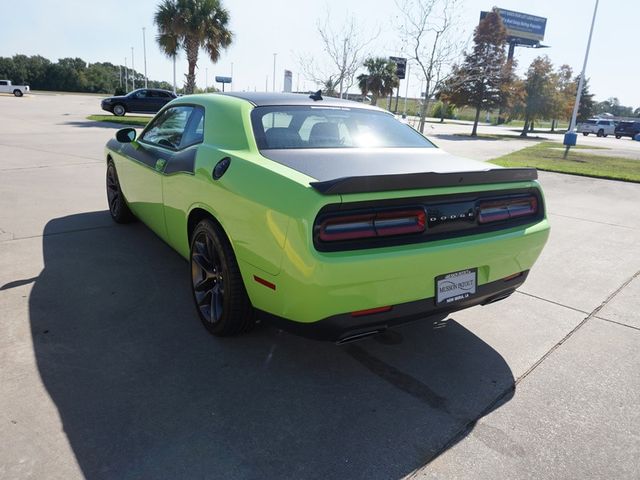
[357,57,399,106]
[445,8,507,136]
[575,75,595,121]
[154,0,233,94]
[520,56,555,137]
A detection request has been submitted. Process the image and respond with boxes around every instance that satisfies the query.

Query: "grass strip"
[87,115,151,127]
[490,142,640,183]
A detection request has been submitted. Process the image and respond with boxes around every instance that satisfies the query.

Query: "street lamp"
[272,53,277,92]
[131,47,135,90]
[142,27,148,88]
[564,0,599,157]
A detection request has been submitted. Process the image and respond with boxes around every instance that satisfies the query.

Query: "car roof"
[220,92,381,110]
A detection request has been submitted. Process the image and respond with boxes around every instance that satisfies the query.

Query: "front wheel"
[190,219,255,336]
[597,129,604,137]
[113,104,126,116]
[13,89,23,97]
[583,132,589,136]
[106,161,135,223]
[615,135,621,139]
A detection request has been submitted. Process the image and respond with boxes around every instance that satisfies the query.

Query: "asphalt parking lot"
[1,92,639,480]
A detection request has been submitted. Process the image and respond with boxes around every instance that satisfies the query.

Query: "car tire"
[106,161,135,223]
[583,132,589,136]
[615,135,621,139]
[190,219,255,336]
[113,104,126,116]
[13,89,23,97]
[597,129,604,137]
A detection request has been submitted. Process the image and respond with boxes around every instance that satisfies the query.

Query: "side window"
[140,106,193,149]
[0,81,7,86]
[180,106,205,148]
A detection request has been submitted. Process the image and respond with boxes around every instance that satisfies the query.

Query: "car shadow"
[29,211,515,479]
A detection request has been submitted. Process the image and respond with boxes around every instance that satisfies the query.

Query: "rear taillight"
[478,196,538,224]
[318,208,426,242]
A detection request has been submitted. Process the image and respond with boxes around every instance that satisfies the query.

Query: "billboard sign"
[481,8,547,43]
[389,56,407,80]
[215,76,232,83]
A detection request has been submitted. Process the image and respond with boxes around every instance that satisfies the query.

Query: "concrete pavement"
[0,93,638,479]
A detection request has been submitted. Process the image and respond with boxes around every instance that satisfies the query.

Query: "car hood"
[102,95,128,102]
[259,147,496,182]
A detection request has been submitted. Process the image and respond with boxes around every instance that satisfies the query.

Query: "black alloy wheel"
[190,219,254,336]
[106,162,134,223]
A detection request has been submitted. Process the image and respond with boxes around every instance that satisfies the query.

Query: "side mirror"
[116,128,136,143]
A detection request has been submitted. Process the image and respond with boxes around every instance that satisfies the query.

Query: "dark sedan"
[101,88,177,116]
[614,121,640,140]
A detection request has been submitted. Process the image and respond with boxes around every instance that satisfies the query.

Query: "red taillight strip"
[350,306,392,317]
[319,209,426,242]
[478,196,538,224]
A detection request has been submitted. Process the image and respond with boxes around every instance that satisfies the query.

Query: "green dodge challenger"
[105,92,549,343]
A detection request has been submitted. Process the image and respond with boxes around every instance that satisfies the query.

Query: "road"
[1,93,639,480]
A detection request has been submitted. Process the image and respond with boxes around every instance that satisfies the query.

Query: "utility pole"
[403,62,410,118]
[142,27,148,88]
[131,47,135,90]
[272,53,277,92]
[119,64,122,88]
[172,55,177,94]
[205,68,208,93]
[564,0,599,157]
[124,57,128,92]
[230,62,234,91]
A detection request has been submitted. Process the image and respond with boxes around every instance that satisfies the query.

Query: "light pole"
[172,55,177,94]
[205,68,208,93]
[124,57,128,92]
[131,47,135,90]
[403,62,411,118]
[142,27,148,88]
[564,0,599,157]
[230,62,233,91]
[272,53,277,92]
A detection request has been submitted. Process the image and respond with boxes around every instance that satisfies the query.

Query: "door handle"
[155,159,167,171]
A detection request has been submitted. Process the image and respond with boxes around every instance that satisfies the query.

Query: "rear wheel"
[113,104,126,116]
[583,132,589,136]
[190,219,255,336]
[106,161,135,223]
[615,135,621,139]
[13,89,23,97]
[597,129,604,137]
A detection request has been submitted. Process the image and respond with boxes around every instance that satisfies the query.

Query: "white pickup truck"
[0,80,30,97]
[576,118,616,137]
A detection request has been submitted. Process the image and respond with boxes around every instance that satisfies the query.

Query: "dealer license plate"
[436,268,477,305]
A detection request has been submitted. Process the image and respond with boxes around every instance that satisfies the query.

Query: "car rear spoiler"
[309,168,538,195]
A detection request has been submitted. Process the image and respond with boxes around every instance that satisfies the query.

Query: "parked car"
[576,118,616,137]
[614,121,640,139]
[104,92,550,343]
[0,79,30,97]
[101,88,177,116]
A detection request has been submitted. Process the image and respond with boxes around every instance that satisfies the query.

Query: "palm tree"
[357,57,399,106]
[154,0,232,94]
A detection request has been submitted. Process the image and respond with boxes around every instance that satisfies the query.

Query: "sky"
[0,0,638,108]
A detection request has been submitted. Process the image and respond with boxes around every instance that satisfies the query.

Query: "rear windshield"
[251,106,435,149]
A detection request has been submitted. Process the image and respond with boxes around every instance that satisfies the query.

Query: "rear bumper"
[240,217,549,324]
[260,271,528,342]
